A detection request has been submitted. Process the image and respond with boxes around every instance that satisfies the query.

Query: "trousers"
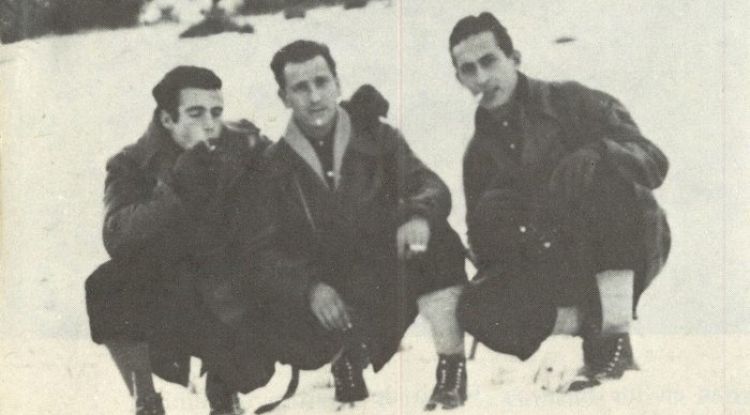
[458,167,669,359]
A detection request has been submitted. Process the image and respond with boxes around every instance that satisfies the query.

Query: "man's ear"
[511,50,522,66]
[334,77,342,98]
[160,109,174,130]
[455,70,473,93]
[277,88,290,108]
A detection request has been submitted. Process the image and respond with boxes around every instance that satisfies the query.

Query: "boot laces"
[592,336,624,378]
[435,358,464,393]
[437,364,449,390]
[135,394,164,415]
[334,358,357,391]
[453,361,465,391]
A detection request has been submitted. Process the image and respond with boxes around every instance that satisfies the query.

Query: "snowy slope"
[1,0,749,413]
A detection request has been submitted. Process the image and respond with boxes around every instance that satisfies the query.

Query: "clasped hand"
[396,216,431,259]
[309,282,352,332]
[172,142,219,191]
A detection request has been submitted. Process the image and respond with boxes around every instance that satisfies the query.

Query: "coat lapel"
[282,107,352,190]
[136,120,183,180]
[332,108,351,189]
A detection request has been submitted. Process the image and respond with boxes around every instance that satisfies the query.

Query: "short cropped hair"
[449,12,514,65]
[152,66,222,120]
[270,40,337,89]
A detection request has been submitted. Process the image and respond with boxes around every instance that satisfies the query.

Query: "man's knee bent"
[418,285,465,355]
[417,285,463,319]
[457,283,555,359]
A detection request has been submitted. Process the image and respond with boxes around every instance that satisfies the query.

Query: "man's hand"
[309,282,352,331]
[527,335,585,393]
[171,142,219,201]
[396,216,431,259]
[548,148,601,201]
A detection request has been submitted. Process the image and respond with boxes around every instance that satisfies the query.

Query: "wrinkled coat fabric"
[86,119,275,392]
[253,107,467,371]
[462,75,670,307]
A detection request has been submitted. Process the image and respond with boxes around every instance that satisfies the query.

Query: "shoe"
[209,393,245,415]
[135,393,165,415]
[569,333,638,391]
[424,354,467,411]
[331,343,369,403]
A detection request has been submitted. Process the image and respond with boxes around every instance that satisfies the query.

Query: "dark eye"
[211,107,223,118]
[314,76,330,88]
[186,108,204,118]
[292,82,309,94]
[478,54,498,68]
[460,63,477,76]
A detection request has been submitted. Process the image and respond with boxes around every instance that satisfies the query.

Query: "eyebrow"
[291,80,308,87]
[460,52,497,65]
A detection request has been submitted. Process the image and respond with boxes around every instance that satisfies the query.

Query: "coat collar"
[133,119,184,170]
[473,73,561,139]
[281,107,351,189]
[134,118,253,171]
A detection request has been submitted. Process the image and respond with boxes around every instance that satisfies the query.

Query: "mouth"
[483,86,500,98]
[478,86,502,105]
[309,107,332,125]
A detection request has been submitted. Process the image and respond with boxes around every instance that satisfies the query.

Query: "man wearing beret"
[450,13,671,392]
[85,66,274,415]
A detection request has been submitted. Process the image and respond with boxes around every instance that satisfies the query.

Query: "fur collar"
[281,107,351,189]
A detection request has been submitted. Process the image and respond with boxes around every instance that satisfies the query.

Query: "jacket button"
[326,170,335,178]
[543,241,552,249]
[519,225,527,233]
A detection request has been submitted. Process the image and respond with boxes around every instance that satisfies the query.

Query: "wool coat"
[463,74,670,308]
[85,118,275,393]
[255,106,467,371]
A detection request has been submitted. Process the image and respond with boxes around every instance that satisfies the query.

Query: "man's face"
[161,88,224,150]
[452,31,519,109]
[279,55,341,137]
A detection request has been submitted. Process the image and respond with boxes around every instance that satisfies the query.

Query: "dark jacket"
[257,106,465,370]
[463,74,670,303]
[86,119,275,393]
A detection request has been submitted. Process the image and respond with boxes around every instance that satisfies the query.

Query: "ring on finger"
[409,243,427,252]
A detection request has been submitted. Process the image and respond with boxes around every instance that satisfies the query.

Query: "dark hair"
[449,12,514,65]
[270,40,337,89]
[152,66,222,120]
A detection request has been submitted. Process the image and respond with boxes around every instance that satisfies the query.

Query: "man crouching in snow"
[85,66,275,414]
[449,13,671,392]
[256,40,468,410]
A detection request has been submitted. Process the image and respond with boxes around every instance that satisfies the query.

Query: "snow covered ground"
[1,0,749,413]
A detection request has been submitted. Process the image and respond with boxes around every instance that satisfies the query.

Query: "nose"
[475,67,490,87]
[202,114,218,134]
[309,86,322,103]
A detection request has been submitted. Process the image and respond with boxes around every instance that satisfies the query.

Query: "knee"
[456,285,505,338]
[417,285,463,322]
[456,285,551,359]
[456,288,477,332]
